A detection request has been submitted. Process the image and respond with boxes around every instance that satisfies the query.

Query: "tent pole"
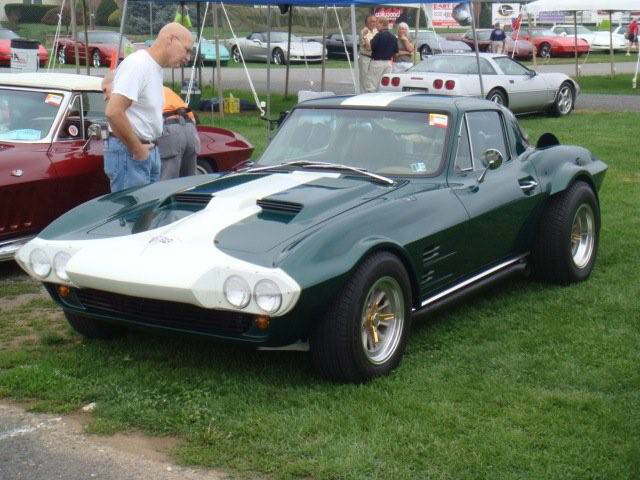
[609,11,614,78]
[468,0,484,97]
[117,0,128,70]
[70,0,79,73]
[574,11,578,77]
[267,4,272,133]
[82,0,90,75]
[285,6,293,98]
[414,5,420,65]
[149,1,152,36]
[197,2,202,93]
[350,4,360,94]
[213,3,223,118]
[181,1,185,90]
[321,5,327,90]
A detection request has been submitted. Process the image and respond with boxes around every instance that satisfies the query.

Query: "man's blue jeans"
[104,136,161,193]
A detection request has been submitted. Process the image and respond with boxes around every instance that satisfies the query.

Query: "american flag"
[511,15,522,32]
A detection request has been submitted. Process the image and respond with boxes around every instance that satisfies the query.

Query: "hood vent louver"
[257,199,303,215]
[171,192,214,206]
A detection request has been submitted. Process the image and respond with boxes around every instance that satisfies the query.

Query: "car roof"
[297,92,496,114]
[0,73,102,92]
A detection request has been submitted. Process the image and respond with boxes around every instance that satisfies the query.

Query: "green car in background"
[137,32,230,66]
[16,93,607,383]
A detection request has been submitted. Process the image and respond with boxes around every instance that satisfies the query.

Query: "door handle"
[519,178,538,193]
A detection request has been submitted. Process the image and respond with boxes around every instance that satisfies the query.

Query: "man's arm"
[105,93,152,161]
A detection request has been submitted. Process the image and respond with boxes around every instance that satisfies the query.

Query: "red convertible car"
[0,73,253,261]
[54,30,133,68]
[518,28,590,57]
[0,28,48,67]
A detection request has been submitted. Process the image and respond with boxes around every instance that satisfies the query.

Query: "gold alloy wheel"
[571,203,595,269]
[361,276,404,365]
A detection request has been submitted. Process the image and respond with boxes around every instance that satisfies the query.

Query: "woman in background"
[393,22,414,72]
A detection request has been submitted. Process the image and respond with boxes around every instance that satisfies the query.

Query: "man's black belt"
[164,117,194,126]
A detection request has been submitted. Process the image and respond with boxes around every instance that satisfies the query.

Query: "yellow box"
[223,95,240,114]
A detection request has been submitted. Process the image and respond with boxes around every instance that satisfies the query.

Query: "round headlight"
[29,248,51,278]
[223,275,251,309]
[254,279,282,314]
[53,251,72,281]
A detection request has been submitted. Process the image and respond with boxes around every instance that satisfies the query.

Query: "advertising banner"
[491,3,522,26]
[431,3,457,28]
[373,6,404,26]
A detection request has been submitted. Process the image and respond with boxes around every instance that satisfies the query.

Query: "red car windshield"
[0,89,62,141]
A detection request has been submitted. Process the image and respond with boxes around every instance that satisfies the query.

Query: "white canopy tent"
[525,0,640,78]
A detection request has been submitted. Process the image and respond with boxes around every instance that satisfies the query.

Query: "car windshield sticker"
[44,94,63,107]
[68,125,79,137]
[410,163,427,173]
[0,129,42,141]
[429,113,448,128]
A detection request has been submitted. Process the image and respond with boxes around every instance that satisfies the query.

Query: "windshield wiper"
[248,161,395,185]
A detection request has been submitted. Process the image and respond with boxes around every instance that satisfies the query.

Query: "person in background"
[359,15,378,93]
[369,17,398,90]
[157,87,201,180]
[393,22,414,72]
[104,22,192,193]
[627,18,639,56]
[490,23,506,54]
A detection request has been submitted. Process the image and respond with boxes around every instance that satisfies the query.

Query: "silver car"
[379,53,579,116]
[226,31,325,64]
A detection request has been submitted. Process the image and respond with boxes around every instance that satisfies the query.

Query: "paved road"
[0,402,227,480]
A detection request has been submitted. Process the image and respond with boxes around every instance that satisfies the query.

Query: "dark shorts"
[629,33,638,43]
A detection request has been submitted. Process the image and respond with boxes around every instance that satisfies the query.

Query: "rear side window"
[465,111,509,167]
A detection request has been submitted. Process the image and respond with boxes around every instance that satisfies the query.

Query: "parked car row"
[0,73,253,261]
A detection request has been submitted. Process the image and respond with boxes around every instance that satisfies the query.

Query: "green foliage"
[107,9,120,28]
[4,4,54,25]
[599,20,612,31]
[124,3,175,35]
[95,0,117,27]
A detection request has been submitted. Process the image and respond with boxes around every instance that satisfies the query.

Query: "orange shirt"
[162,87,195,122]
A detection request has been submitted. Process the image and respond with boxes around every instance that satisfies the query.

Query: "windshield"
[530,29,555,37]
[259,32,301,42]
[0,89,62,141]
[408,56,495,75]
[258,108,449,176]
[0,29,19,40]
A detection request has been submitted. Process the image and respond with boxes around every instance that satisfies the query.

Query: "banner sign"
[431,3,457,28]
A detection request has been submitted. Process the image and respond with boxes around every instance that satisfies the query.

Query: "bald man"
[104,22,193,192]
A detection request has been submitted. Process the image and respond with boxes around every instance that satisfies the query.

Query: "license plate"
[403,87,429,93]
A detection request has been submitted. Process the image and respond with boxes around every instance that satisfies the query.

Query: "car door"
[493,56,551,112]
[245,33,264,60]
[447,110,543,270]
[47,92,109,220]
[0,88,63,244]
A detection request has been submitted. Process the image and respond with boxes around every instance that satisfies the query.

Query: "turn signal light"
[254,315,271,330]
[445,80,456,90]
[433,79,444,89]
[57,285,70,297]
[391,76,400,87]
[381,76,390,86]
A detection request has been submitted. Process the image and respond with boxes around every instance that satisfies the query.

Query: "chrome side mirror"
[83,123,106,151]
[478,148,503,183]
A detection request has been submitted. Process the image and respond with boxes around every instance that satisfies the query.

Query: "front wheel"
[531,181,600,285]
[57,46,66,65]
[231,46,241,63]
[196,158,215,175]
[551,82,575,116]
[419,44,432,60]
[487,88,508,107]
[310,252,413,383]
[539,42,552,58]
[272,48,286,65]
[65,312,126,339]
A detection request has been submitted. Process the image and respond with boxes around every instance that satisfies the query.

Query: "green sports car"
[16,93,607,383]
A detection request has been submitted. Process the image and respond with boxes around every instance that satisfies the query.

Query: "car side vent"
[172,193,213,206]
[257,199,303,215]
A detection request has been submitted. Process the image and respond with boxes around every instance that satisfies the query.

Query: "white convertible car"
[379,53,579,116]
[550,25,627,52]
[226,31,324,64]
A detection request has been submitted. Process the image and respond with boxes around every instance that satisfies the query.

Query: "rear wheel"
[91,50,101,68]
[231,46,241,63]
[531,181,600,285]
[196,158,215,175]
[57,46,66,65]
[487,88,508,107]
[272,48,286,65]
[539,42,552,57]
[65,312,126,339]
[310,252,412,383]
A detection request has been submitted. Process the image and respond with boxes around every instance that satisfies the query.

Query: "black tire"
[486,88,508,107]
[550,81,575,116]
[65,312,126,339]
[272,48,286,65]
[539,42,552,58]
[419,44,432,60]
[310,252,413,383]
[91,50,101,68]
[531,181,600,285]
[196,158,215,175]
[231,46,241,63]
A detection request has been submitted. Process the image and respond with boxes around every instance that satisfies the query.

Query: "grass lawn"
[576,73,640,95]
[1,111,639,479]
